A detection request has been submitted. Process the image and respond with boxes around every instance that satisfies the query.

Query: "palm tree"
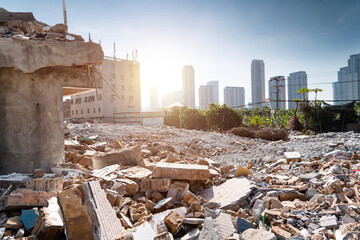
[311,88,323,105]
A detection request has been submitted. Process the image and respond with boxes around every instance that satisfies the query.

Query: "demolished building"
[0,9,103,174]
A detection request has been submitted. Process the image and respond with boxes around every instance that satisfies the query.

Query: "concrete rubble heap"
[1,122,360,240]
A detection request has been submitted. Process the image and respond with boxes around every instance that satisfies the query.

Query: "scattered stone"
[5,216,23,230]
[319,215,338,229]
[33,169,44,178]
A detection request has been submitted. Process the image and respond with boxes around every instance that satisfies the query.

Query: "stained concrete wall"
[0,39,103,174]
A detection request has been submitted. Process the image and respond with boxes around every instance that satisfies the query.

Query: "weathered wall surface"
[0,39,103,174]
[0,68,63,173]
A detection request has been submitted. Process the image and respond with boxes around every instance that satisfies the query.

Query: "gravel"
[65,122,360,167]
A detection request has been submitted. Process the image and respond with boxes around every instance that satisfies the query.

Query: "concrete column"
[0,68,64,174]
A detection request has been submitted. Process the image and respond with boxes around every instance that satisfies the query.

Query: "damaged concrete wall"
[0,38,103,174]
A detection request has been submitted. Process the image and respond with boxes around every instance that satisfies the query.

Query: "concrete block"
[33,169,45,178]
[20,209,39,230]
[58,185,94,240]
[152,163,210,180]
[140,178,171,192]
[200,177,252,210]
[4,216,23,230]
[92,146,144,169]
[284,152,301,163]
[319,215,338,229]
[82,180,123,240]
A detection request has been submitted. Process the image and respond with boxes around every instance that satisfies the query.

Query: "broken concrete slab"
[119,166,152,181]
[58,185,94,240]
[0,38,103,73]
[132,221,156,240]
[82,180,123,240]
[200,177,253,210]
[215,212,236,239]
[152,163,210,181]
[92,146,144,169]
[91,164,120,180]
[5,189,56,210]
[199,217,221,240]
[319,215,338,229]
[239,228,277,240]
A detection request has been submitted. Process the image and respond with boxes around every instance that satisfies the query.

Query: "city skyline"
[2,0,360,108]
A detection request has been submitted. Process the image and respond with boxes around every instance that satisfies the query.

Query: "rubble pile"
[1,123,360,239]
[0,8,84,42]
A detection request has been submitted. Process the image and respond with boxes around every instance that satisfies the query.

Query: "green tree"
[205,104,243,131]
[180,108,207,130]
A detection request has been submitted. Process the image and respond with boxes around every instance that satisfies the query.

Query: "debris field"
[1,123,360,240]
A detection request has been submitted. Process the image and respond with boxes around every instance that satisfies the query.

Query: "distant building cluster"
[333,54,360,105]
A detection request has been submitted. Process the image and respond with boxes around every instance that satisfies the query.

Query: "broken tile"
[82,180,123,240]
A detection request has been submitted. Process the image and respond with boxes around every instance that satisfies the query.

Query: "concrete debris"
[215,212,236,239]
[82,180,123,240]
[1,121,360,239]
[240,228,277,240]
[152,163,211,180]
[200,177,253,210]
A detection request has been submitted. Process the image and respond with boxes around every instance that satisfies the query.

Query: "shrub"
[180,108,208,130]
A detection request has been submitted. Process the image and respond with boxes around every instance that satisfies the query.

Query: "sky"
[2,0,360,108]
